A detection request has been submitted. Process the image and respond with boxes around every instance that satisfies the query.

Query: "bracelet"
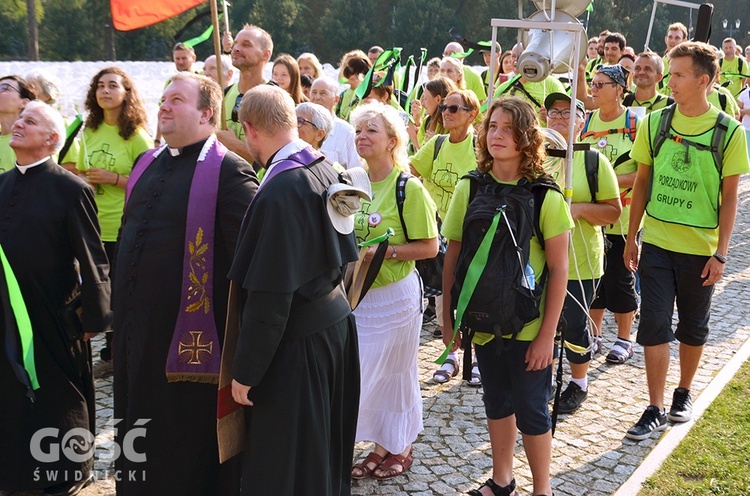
[712,252,727,264]
[390,246,398,259]
[113,173,120,185]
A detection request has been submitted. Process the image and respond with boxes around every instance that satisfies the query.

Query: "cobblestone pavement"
[9,177,750,496]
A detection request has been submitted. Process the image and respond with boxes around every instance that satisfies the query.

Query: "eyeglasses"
[590,81,618,90]
[439,104,471,114]
[0,83,20,94]
[231,93,243,122]
[296,117,318,129]
[547,109,572,119]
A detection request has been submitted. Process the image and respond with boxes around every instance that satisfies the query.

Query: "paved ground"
[8,177,750,496]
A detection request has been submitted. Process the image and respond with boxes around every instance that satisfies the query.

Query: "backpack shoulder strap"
[718,92,727,111]
[432,134,448,163]
[584,149,599,203]
[582,111,594,134]
[711,111,732,174]
[626,109,637,141]
[395,171,411,242]
[652,104,676,158]
[622,92,635,107]
[527,176,561,251]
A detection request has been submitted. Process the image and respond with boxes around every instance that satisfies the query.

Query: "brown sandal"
[351,451,385,479]
[372,447,413,480]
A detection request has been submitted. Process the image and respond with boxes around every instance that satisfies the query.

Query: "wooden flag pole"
[209,0,227,130]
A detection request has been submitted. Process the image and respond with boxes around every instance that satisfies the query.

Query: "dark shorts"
[562,279,597,364]
[474,339,552,436]
[636,243,713,347]
[590,235,638,313]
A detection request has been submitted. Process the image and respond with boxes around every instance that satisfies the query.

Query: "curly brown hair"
[84,67,148,140]
[475,97,546,179]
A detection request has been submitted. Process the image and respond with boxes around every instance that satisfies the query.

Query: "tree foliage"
[0,0,747,64]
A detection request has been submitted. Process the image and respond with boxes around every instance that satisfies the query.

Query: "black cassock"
[228,152,361,496]
[0,160,111,491]
[113,139,257,496]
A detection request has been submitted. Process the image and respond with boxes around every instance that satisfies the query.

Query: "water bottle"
[522,262,535,290]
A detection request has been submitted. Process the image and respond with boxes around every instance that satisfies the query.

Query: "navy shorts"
[590,235,638,313]
[562,279,597,364]
[474,339,552,436]
[637,243,713,347]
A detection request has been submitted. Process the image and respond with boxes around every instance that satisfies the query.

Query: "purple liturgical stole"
[126,136,226,383]
[259,145,323,192]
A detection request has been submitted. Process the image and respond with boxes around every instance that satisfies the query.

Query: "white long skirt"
[353,270,424,454]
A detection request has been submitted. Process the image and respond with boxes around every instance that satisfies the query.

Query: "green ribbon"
[359,227,395,248]
[182,14,223,48]
[355,48,401,100]
[0,244,39,390]
[66,114,83,140]
[586,0,594,12]
[436,209,504,364]
[450,49,474,59]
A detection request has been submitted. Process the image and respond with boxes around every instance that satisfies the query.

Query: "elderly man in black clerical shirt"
[0,101,111,496]
[112,72,258,496]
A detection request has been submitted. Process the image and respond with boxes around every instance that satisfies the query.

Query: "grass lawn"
[639,359,750,495]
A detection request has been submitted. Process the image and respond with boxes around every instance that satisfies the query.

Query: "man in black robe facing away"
[0,101,111,496]
[229,85,361,495]
[112,73,258,496]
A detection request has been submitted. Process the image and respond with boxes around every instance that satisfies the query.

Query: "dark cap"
[596,64,628,88]
[544,92,586,115]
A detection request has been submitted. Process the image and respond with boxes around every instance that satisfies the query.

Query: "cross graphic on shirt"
[178,330,213,365]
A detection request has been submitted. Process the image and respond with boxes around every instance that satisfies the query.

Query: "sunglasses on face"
[438,104,471,114]
[231,93,243,122]
[590,81,618,89]
[0,83,21,94]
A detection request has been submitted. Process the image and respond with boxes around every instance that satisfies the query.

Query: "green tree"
[250,0,306,56]
[319,0,376,63]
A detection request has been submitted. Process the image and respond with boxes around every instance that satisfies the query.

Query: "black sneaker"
[558,382,588,413]
[668,388,693,422]
[626,405,667,440]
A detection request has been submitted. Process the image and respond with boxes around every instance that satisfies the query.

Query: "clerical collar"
[16,156,51,174]
[260,139,309,188]
[167,137,210,157]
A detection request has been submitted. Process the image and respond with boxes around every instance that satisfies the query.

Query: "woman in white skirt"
[349,103,438,480]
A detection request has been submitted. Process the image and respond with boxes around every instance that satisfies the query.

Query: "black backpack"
[452,171,561,340]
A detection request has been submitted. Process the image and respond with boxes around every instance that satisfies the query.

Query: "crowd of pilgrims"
[0,19,749,496]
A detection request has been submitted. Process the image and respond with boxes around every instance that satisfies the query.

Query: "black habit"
[228,151,361,496]
[0,160,111,491]
[113,139,258,496]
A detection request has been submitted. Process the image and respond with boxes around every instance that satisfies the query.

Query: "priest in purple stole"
[228,85,361,495]
[112,73,258,495]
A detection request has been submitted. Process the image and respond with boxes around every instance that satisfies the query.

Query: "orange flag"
[111,0,206,31]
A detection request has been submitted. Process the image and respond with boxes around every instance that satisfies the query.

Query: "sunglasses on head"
[438,104,471,114]
[231,93,243,122]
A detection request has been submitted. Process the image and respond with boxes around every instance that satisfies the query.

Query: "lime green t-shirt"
[0,135,15,174]
[549,151,620,279]
[708,86,741,118]
[337,88,359,122]
[580,109,639,235]
[78,124,152,241]
[410,133,477,220]
[353,167,438,289]
[719,56,750,98]
[224,83,245,142]
[631,105,750,255]
[442,172,573,341]
[463,66,487,102]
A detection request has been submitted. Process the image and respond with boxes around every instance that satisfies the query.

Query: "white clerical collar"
[260,139,309,188]
[16,156,52,174]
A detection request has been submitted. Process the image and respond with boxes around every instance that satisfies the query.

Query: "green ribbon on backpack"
[0,244,39,390]
[359,227,394,248]
[435,209,504,364]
